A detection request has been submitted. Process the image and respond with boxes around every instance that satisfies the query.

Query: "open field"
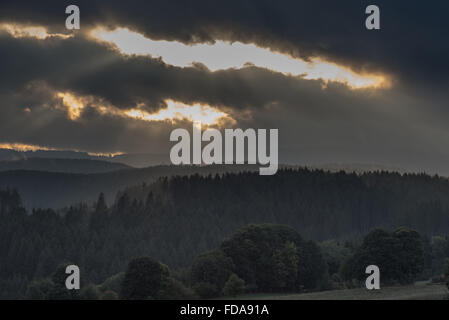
[229,283,448,300]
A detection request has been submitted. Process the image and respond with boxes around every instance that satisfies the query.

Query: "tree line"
[2,168,449,298]
[24,224,444,299]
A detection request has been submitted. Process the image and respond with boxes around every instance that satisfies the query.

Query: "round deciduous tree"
[342,228,424,285]
[220,224,327,292]
[120,256,168,299]
[190,249,234,296]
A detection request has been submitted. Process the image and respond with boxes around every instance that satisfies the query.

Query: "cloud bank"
[1,1,449,174]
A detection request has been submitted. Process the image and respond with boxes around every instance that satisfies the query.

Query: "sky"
[0,1,449,174]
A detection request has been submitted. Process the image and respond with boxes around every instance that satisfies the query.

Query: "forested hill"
[121,169,449,241]
[0,165,259,209]
[2,168,449,298]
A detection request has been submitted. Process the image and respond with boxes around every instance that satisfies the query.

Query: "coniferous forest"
[1,168,449,299]
[3,0,449,307]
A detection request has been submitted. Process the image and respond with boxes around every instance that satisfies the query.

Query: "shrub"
[222,274,246,297]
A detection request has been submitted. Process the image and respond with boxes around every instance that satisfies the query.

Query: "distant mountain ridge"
[0,158,131,174]
[0,149,414,173]
[0,148,169,168]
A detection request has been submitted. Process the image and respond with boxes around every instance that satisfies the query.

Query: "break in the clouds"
[90,27,387,89]
[1,1,449,174]
[1,0,447,86]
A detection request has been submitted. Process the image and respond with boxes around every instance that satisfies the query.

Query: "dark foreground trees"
[115,225,327,300]
[120,257,169,299]
[222,274,246,297]
[4,166,449,298]
[341,227,424,285]
[24,225,429,300]
[190,250,235,298]
[190,224,327,298]
[120,256,195,300]
[25,263,79,300]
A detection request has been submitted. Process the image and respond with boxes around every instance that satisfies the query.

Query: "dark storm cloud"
[0,0,448,89]
[1,27,449,175]
[0,81,179,154]
[1,1,449,174]
[0,32,374,113]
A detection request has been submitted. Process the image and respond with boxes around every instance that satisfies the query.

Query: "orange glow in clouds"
[56,92,232,126]
[91,27,389,89]
[0,23,72,39]
[124,100,232,126]
[0,143,55,152]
